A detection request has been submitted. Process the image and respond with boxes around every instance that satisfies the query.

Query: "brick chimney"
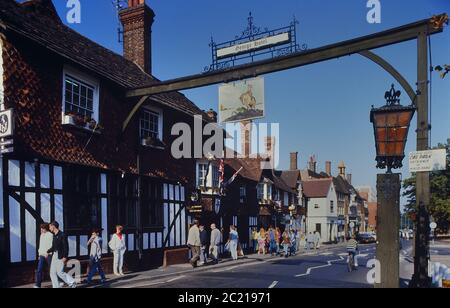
[265,136,275,159]
[290,152,298,171]
[325,161,332,176]
[308,156,317,173]
[338,161,346,177]
[240,121,252,158]
[119,0,155,75]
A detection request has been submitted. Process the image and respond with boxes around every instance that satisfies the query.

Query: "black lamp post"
[370,84,415,288]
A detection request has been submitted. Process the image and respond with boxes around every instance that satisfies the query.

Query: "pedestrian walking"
[86,228,106,285]
[306,232,315,250]
[251,228,258,253]
[210,224,221,264]
[282,230,291,258]
[289,230,297,256]
[269,227,277,256]
[314,231,321,250]
[257,228,266,255]
[228,225,239,260]
[47,221,77,289]
[108,225,126,276]
[199,224,209,265]
[187,220,201,268]
[35,223,53,288]
[275,227,282,255]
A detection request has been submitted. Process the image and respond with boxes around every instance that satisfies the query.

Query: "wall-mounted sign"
[219,77,265,123]
[409,149,447,173]
[0,109,13,139]
[215,199,221,215]
[217,32,290,59]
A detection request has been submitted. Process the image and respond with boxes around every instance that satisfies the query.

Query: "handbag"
[224,242,230,252]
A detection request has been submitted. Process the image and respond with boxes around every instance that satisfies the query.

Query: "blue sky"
[49,0,450,195]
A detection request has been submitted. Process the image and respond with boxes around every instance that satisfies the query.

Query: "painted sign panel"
[219,77,265,123]
[217,32,290,59]
[409,149,447,173]
[0,109,13,139]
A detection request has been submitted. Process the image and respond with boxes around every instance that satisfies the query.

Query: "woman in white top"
[108,225,127,276]
[35,223,53,288]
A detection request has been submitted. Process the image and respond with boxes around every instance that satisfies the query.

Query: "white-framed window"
[62,67,99,122]
[257,183,264,200]
[197,163,208,187]
[284,193,289,206]
[212,165,220,188]
[274,189,280,201]
[266,184,272,200]
[140,106,163,141]
[330,200,335,213]
[240,186,246,203]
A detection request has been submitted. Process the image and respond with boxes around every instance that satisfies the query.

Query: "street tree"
[402,139,450,233]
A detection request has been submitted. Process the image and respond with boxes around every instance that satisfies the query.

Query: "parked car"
[357,233,377,244]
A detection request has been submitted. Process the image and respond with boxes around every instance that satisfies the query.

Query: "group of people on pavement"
[35,222,127,288]
[187,220,247,268]
[251,227,322,258]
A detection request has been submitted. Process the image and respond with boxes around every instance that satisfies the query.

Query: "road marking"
[167,276,185,283]
[357,254,369,258]
[268,281,278,289]
[295,256,344,277]
[320,252,334,256]
[123,275,185,288]
[338,253,348,257]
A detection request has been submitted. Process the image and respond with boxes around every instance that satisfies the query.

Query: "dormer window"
[62,67,99,128]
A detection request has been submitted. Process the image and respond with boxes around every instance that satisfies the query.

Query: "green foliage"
[403,139,450,232]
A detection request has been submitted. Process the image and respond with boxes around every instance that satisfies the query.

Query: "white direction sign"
[409,149,447,173]
[217,32,290,59]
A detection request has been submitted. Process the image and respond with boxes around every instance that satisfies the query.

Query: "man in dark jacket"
[48,221,77,288]
[199,224,209,265]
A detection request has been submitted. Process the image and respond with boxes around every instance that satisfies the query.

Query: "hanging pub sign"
[205,13,307,72]
[0,109,14,154]
[0,109,13,139]
[219,77,265,123]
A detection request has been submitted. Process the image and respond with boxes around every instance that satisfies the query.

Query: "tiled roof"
[277,170,300,189]
[302,178,333,198]
[300,169,329,181]
[0,0,205,117]
[333,176,351,194]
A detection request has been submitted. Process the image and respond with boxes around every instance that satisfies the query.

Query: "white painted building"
[303,178,339,243]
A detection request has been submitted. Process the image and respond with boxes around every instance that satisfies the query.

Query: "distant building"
[302,178,338,243]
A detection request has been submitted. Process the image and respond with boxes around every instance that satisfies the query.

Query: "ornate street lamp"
[370,85,416,173]
[370,84,416,288]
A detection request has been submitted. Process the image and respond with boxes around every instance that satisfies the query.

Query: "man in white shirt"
[187,220,201,268]
[34,223,53,288]
[209,224,222,264]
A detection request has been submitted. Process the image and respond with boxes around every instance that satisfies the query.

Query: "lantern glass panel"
[397,111,413,126]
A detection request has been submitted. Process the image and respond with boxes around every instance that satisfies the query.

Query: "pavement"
[95,242,376,289]
[16,239,450,288]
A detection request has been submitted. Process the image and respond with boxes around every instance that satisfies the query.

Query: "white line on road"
[268,281,278,289]
[319,252,334,256]
[123,275,185,288]
[295,256,344,277]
